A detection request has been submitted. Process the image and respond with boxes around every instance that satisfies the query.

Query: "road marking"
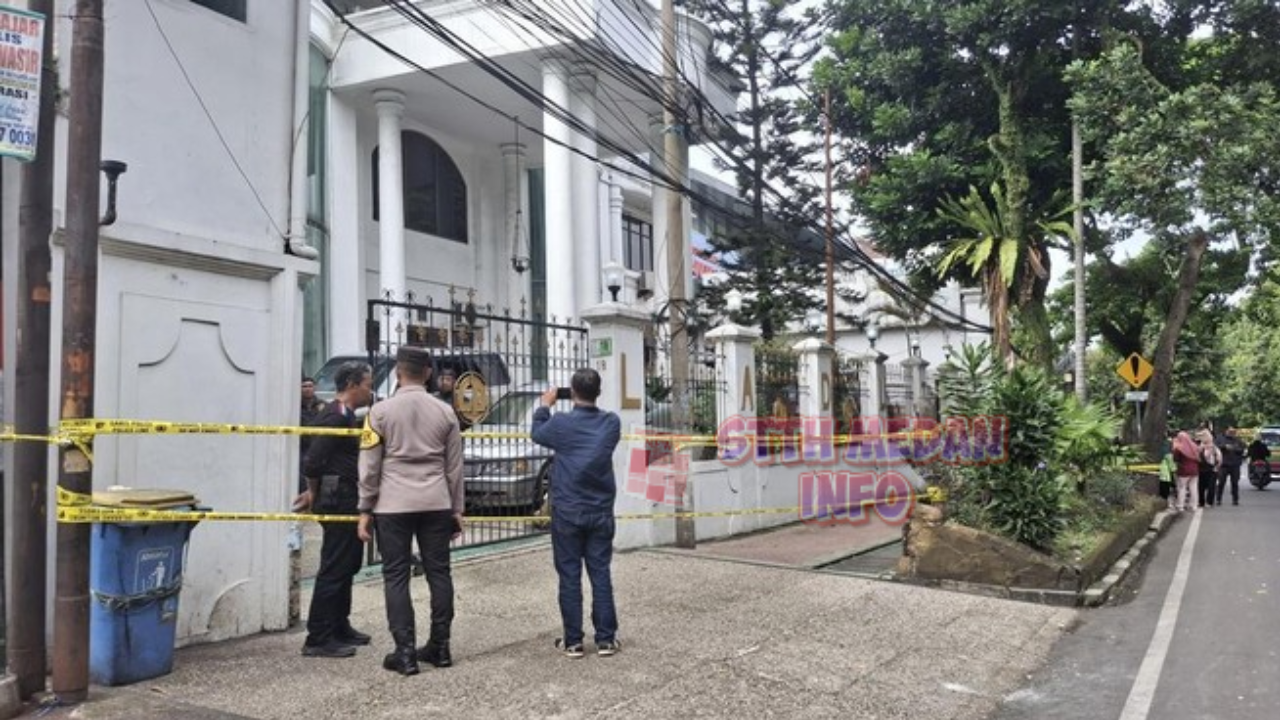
[1119,510,1203,720]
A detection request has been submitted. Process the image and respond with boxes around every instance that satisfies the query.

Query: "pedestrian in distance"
[295,362,375,658]
[358,346,465,677]
[1158,429,1176,511]
[1216,427,1246,506]
[1196,427,1222,507]
[1172,430,1200,513]
[530,368,623,658]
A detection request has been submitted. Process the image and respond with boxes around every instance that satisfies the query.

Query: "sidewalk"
[37,537,1076,720]
[661,513,904,569]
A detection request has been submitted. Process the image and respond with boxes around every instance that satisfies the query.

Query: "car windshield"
[480,393,540,427]
[1259,430,1280,447]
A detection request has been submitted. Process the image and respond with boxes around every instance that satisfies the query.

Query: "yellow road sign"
[1116,353,1154,389]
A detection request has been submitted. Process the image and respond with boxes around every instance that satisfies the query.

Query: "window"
[372,131,469,244]
[188,0,246,22]
[623,215,654,272]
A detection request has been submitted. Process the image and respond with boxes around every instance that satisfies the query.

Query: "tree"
[678,0,825,339]
[937,183,1072,366]
[818,0,1126,369]
[1067,41,1280,455]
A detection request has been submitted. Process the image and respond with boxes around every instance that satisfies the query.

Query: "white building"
[306,0,735,369]
[26,0,313,644]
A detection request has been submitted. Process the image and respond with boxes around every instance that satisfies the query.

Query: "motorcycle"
[1248,460,1272,490]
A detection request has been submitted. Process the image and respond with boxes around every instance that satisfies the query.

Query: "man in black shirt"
[296,362,373,658]
[1216,427,1246,506]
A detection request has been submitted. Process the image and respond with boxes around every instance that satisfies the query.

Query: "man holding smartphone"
[531,368,623,658]
[358,346,465,676]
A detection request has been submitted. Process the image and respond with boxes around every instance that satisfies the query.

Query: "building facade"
[306,0,735,370]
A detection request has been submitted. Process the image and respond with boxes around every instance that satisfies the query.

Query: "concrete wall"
[44,0,313,644]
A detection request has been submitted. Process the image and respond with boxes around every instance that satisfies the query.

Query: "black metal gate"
[364,290,588,552]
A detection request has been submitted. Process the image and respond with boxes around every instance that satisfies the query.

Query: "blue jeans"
[551,509,617,646]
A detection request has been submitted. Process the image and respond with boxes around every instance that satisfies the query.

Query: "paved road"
[993,483,1280,720]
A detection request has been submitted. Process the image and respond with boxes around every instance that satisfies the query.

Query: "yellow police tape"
[4,418,951,451]
[54,486,939,525]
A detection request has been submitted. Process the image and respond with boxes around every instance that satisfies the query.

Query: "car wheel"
[530,463,551,515]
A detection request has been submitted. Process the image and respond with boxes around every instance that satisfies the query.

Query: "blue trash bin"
[89,488,202,686]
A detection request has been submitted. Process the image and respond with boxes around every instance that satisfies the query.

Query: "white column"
[542,60,576,324]
[597,169,611,269]
[571,67,600,314]
[794,338,836,420]
[327,94,362,355]
[708,321,763,535]
[903,356,932,418]
[501,142,527,313]
[608,173,624,266]
[375,89,407,314]
[581,302,666,550]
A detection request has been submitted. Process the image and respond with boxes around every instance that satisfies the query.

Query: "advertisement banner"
[0,5,45,161]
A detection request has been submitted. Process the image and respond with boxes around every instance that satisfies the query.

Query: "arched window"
[372,131,468,243]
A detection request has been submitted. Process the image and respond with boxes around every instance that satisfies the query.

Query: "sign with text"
[0,6,45,161]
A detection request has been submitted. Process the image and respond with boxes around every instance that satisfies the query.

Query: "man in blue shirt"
[531,368,622,658]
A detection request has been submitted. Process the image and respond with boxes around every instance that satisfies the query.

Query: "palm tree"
[936,183,1070,368]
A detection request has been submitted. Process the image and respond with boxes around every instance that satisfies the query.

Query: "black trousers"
[305,519,364,646]
[1198,470,1217,506]
[1217,464,1241,504]
[375,511,455,650]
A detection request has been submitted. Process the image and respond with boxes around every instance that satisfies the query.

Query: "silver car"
[463,388,570,512]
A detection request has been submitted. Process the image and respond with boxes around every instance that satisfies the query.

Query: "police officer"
[297,362,373,658]
[358,346,464,676]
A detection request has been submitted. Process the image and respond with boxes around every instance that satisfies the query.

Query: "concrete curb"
[0,674,21,720]
[1081,509,1178,607]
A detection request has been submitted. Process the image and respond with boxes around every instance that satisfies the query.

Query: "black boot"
[383,647,420,676]
[417,640,453,668]
[384,629,420,676]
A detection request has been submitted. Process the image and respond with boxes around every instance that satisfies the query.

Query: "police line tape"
[54,486,941,525]
[3,418,953,448]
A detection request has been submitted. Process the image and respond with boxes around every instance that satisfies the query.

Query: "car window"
[1260,430,1280,447]
[480,393,539,426]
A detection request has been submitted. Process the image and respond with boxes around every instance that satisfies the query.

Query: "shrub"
[984,465,1066,552]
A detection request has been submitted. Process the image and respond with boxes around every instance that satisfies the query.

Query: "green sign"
[591,338,614,358]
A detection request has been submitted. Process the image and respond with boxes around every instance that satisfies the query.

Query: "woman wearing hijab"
[1172,430,1201,513]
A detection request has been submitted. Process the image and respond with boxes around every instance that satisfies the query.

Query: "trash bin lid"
[92,488,200,508]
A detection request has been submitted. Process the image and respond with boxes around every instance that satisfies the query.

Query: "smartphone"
[556,387,572,401]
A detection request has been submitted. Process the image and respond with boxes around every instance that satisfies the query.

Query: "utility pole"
[662,0,693,549]
[10,0,57,699]
[1071,10,1087,403]
[823,89,836,346]
[51,0,105,702]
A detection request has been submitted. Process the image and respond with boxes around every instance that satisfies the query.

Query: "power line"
[326,0,992,333]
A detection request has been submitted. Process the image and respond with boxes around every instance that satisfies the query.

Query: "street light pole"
[51,0,106,701]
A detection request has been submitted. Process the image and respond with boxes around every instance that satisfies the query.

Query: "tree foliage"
[1067,38,1280,454]
[677,0,826,339]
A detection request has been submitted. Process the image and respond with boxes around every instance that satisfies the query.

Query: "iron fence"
[365,290,587,555]
[883,362,914,418]
[644,319,725,461]
[833,354,868,441]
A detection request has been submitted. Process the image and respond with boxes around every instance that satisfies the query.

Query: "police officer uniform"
[301,396,370,657]
[359,346,464,675]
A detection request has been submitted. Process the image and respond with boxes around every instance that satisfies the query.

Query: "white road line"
[1119,510,1203,720]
